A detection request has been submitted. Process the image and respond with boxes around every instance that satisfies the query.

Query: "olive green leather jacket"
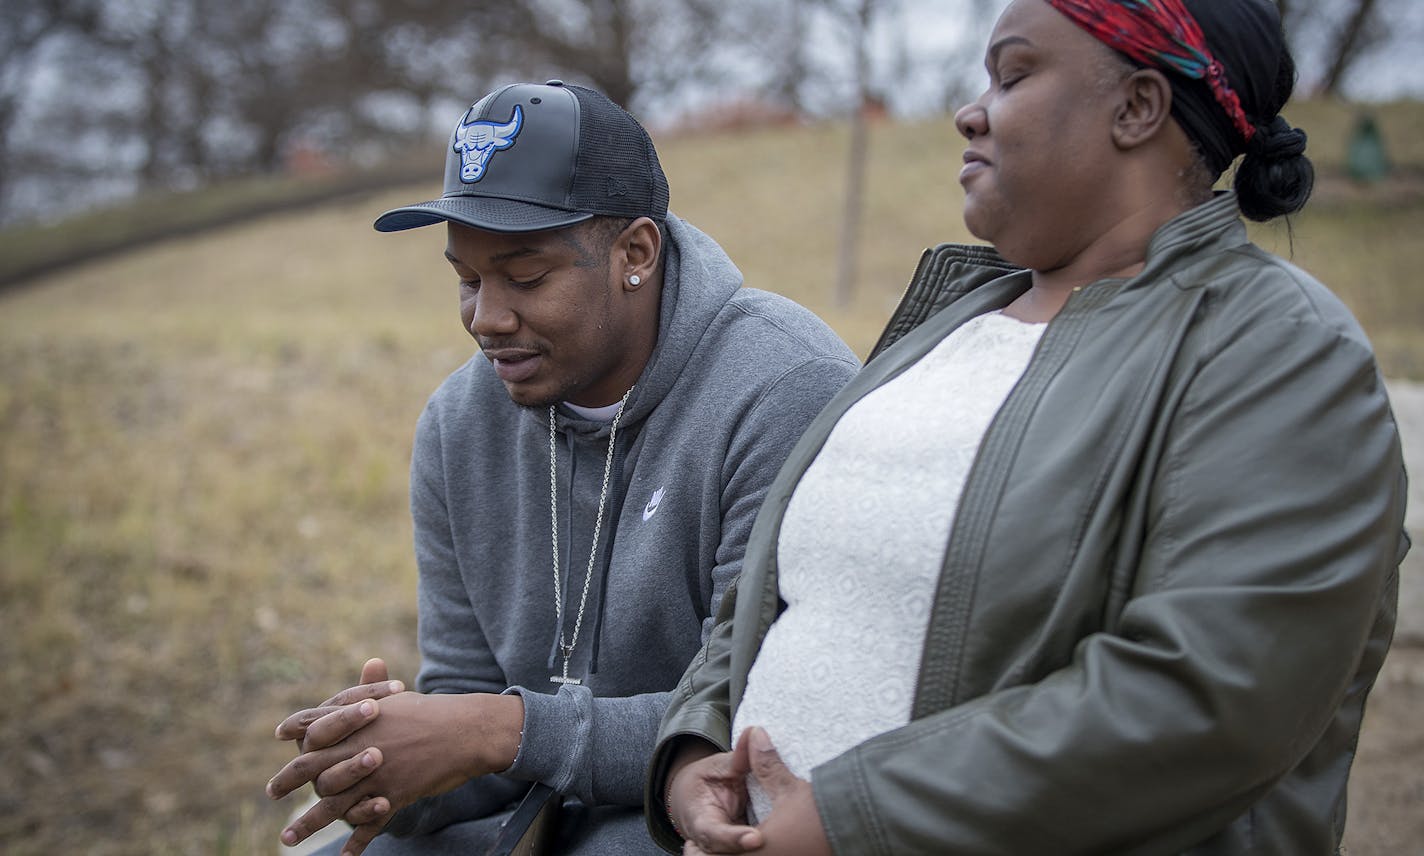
[646,194,1410,855]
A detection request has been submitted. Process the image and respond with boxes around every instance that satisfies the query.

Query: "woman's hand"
[732,727,831,856]
[667,737,762,854]
[670,727,831,856]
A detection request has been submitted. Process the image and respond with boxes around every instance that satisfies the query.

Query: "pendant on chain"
[551,645,581,685]
[546,388,633,688]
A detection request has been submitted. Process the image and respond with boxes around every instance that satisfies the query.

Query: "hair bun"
[1235,114,1314,221]
[1249,115,1308,160]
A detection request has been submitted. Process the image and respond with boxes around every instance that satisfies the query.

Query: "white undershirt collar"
[562,400,625,422]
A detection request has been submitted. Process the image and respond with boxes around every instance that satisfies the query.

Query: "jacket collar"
[1127,192,1248,292]
[872,194,1247,362]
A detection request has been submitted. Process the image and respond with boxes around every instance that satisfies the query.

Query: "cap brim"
[373,196,594,233]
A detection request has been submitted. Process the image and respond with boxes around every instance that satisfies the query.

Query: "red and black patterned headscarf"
[1046,0,1286,175]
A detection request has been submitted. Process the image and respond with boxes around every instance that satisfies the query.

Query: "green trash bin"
[1347,113,1391,184]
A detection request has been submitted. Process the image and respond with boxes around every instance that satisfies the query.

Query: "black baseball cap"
[374,80,669,233]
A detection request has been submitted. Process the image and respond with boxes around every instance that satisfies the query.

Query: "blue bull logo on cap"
[453,104,523,183]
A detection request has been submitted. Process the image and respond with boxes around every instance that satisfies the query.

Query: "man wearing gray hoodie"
[264,80,858,855]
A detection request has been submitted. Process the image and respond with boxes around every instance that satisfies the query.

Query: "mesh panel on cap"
[567,85,669,221]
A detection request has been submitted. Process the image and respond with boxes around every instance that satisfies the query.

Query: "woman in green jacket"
[648,1,1410,853]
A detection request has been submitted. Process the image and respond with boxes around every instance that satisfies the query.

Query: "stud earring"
[628,274,642,286]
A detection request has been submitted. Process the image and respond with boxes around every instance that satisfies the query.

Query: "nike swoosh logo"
[643,486,666,521]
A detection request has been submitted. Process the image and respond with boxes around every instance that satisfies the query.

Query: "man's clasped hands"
[267,659,831,856]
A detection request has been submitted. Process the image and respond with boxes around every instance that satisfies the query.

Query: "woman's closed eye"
[995,64,1029,90]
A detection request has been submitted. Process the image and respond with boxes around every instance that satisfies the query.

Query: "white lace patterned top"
[731,309,1047,822]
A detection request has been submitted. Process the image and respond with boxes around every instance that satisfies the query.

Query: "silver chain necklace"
[548,386,633,686]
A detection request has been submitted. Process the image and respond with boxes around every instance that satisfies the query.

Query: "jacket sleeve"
[811,316,1407,854]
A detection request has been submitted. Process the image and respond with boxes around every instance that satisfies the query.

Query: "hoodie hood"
[552,213,743,438]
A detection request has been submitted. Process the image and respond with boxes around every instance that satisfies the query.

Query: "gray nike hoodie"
[385,215,858,841]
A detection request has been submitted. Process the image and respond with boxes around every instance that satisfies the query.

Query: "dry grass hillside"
[1,99,1421,854]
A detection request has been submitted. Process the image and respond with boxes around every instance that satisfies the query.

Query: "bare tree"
[833,0,876,309]
[12,0,1413,228]
[1318,0,1382,95]
[3,0,723,223]
[763,0,816,114]
[812,0,899,308]
[632,0,802,116]
[458,0,642,107]
[0,1,101,216]
[96,0,221,188]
